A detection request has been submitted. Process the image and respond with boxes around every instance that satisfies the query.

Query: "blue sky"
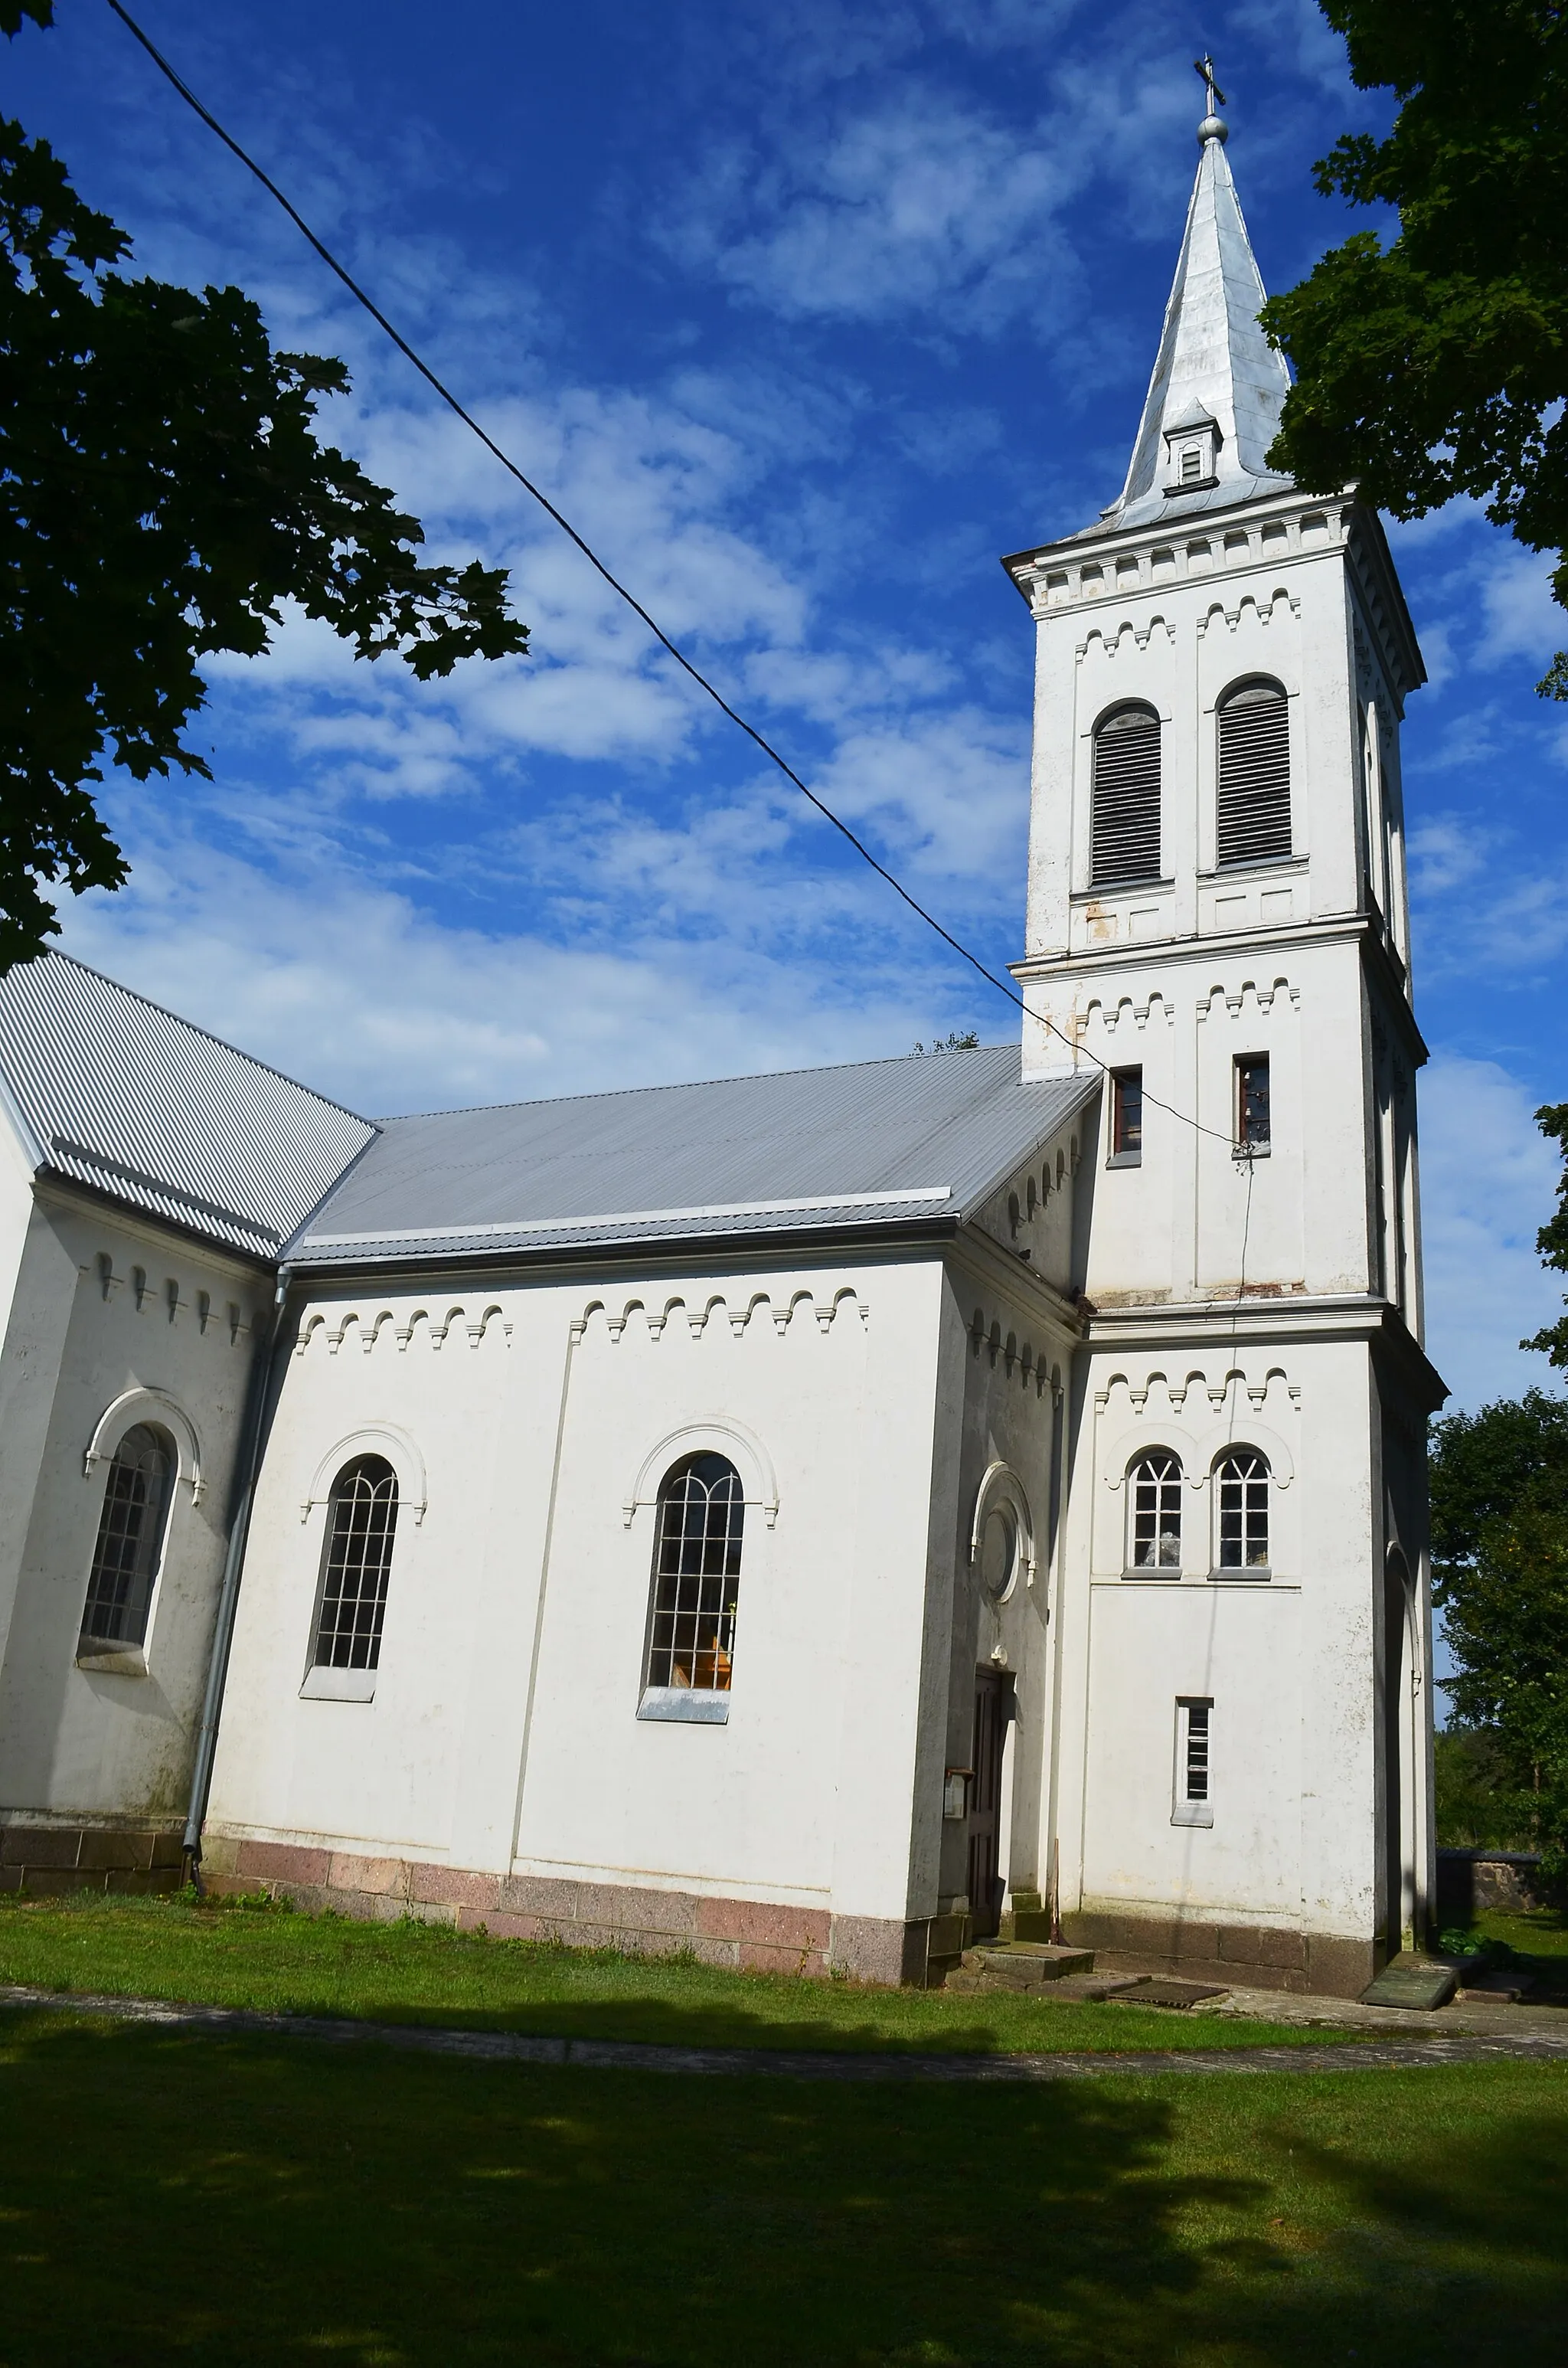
[9,0,1567,1413]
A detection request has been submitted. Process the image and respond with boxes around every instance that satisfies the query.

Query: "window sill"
[300,1664,377,1702]
[1209,1569,1272,1584]
[638,1687,730,1725]
[1121,1568,1181,1582]
[77,1643,149,1677]
[1106,1151,1142,1170]
[1073,878,1172,901]
[1171,1804,1214,1828]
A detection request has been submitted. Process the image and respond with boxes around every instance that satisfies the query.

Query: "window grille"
[1215,1451,1269,1570]
[312,1455,399,1670]
[1180,445,1202,483]
[1236,1055,1270,1150]
[1216,682,1290,866]
[1091,706,1161,885]
[80,1423,174,1649]
[1111,1068,1143,1160]
[1129,1451,1182,1572]
[644,1453,744,1693]
[1174,1699,1214,1823]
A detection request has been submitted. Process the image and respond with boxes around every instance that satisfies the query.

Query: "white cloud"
[55,819,967,1120]
[1419,1053,1562,1409]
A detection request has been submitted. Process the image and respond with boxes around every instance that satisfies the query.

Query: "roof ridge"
[377,1041,1018,1124]
[41,952,375,1128]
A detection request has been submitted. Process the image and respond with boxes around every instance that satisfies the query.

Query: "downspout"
[180,1261,293,1889]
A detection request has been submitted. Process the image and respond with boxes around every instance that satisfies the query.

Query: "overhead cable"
[105,0,1238,1149]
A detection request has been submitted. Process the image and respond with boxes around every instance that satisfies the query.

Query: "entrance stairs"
[942,1941,1094,1995]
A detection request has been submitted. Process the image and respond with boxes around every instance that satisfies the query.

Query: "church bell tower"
[1003,83,1447,1991]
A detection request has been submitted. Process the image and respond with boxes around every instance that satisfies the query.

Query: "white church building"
[0,103,1443,1994]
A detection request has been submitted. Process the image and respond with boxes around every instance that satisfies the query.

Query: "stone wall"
[201,1836,938,1985]
[0,1821,183,1894]
[1436,1848,1553,1922]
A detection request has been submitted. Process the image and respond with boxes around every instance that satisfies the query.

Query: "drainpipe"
[180,1261,293,1889]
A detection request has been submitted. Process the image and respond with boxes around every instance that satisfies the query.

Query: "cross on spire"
[1194,53,1227,116]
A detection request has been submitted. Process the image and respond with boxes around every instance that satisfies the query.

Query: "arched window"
[311,1455,399,1671]
[1091,705,1161,885]
[644,1453,744,1695]
[1216,681,1290,867]
[1128,1451,1182,1572]
[80,1423,175,1650]
[1214,1450,1269,1572]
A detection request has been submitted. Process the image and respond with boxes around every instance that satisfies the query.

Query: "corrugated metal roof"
[293,1049,1099,1268]
[0,953,377,1258]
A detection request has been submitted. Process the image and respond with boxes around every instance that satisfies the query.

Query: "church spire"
[1100,70,1292,532]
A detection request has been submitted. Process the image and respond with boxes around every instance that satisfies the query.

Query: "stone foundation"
[201,1835,939,1985]
[0,1821,185,1895]
[1061,1908,1377,1999]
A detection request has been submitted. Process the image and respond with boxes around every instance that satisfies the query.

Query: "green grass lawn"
[0,2008,1563,2366]
[1463,1905,1568,1998]
[0,1892,1351,2056]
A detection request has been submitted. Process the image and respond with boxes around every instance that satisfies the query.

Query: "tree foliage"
[1525,1103,1568,1367]
[1,3,526,968]
[1260,2,1568,695]
[1430,1391,1568,1880]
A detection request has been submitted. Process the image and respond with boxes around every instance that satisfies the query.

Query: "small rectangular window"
[1110,1068,1142,1163]
[1173,1699,1214,1827]
[1236,1055,1270,1150]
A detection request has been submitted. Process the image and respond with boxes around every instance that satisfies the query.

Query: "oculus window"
[80,1422,174,1653]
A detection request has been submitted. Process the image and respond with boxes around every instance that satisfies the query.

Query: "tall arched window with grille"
[80,1423,175,1652]
[1126,1451,1182,1572]
[1091,704,1161,885]
[1214,1449,1269,1572]
[311,1455,400,1671]
[1216,680,1291,866]
[642,1453,744,1702]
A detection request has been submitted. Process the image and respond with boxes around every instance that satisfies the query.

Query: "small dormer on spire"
[1099,70,1292,534]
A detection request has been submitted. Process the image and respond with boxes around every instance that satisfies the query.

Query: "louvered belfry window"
[1217,682,1291,867]
[1091,705,1161,885]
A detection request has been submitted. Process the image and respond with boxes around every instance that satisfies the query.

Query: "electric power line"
[106,0,1240,1151]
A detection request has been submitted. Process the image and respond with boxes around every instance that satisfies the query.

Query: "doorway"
[967,1669,1012,1940]
[1381,1551,1411,1959]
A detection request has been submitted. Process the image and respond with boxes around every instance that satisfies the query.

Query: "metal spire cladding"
[1099,84,1293,535]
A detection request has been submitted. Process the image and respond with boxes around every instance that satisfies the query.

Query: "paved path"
[4,1984,1568,2084]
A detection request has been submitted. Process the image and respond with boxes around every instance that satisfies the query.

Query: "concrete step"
[958,1942,1095,1989]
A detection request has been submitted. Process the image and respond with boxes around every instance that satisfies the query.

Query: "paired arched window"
[311,1455,399,1672]
[1091,704,1161,885]
[80,1422,175,1651]
[1124,1447,1272,1575]
[1216,681,1290,867]
[644,1452,744,1694]
[1128,1451,1182,1571]
[1215,1450,1269,1570]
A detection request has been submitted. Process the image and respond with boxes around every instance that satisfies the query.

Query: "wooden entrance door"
[967,1670,1011,1939]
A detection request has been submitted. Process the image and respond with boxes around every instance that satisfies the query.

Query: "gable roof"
[292,1047,1099,1269]
[0,953,377,1260]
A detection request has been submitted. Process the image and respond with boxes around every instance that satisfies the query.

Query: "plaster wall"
[1052,1329,1394,1952]
[206,1253,951,1933]
[0,1189,269,1828]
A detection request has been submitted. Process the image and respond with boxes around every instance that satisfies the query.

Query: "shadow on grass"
[0,2010,1564,2367]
